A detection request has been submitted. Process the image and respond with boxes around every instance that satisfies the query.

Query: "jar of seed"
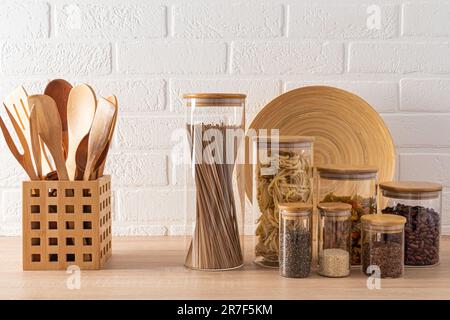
[317,165,378,266]
[379,181,442,267]
[361,214,406,278]
[279,203,312,278]
[317,202,352,278]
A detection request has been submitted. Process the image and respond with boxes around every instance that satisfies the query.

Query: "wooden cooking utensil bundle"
[0,80,118,181]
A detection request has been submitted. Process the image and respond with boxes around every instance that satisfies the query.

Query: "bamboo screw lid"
[318,202,352,217]
[318,202,352,212]
[183,93,246,99]
[278,202,312,216]
[379,181,443,193]
[316,164,379,175]
[183,93,246,107]
[361,214,406,227]
[256,135,315,144]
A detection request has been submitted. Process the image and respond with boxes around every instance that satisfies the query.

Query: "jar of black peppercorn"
[279,203,312,278]
[361,214,406,278]
[379,181,442,267]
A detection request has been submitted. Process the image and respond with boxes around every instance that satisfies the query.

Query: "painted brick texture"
[0,0,449,235]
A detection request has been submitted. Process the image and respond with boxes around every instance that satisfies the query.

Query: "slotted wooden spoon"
[83,98,116,181]
[30,95,69,181]
[66,84,96,180]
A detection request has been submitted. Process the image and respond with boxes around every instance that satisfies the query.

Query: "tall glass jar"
[183,93,246,271]
[317,202,352,278]
[252,136,314,268]
[279,203,312,278]
[379,181,442,267]
[361,214,406,278]
[317,165,378,266]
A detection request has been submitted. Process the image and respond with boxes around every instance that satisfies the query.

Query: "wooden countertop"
[0,236,449,300]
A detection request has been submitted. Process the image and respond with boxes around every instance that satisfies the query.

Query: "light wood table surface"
[0,236,449,300]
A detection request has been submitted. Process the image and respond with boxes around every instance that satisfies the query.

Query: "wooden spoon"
[44,79,73,159]
[94,95,118,178]
[83,98,116,181]
[29,95,69,181]
[66,84,96,180]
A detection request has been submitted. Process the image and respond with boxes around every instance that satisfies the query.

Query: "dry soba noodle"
[185,123,243,270]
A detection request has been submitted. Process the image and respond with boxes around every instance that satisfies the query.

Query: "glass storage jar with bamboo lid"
[361,214,406,278]
[316,164,378,266]
[317,202,352,278]
[379,181,442,267]
[252,135,314,268]
[183,93,246,271]
[279,203,313,278]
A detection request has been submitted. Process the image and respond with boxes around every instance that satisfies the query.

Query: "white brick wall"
[1,0,450,235]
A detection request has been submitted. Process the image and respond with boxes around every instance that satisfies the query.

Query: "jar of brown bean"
[379,181,442,267]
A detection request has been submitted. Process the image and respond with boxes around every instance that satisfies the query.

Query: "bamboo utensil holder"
[22,175,112,270]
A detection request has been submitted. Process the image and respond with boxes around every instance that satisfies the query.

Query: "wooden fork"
[3,86,54,176]
[0,107,38,180]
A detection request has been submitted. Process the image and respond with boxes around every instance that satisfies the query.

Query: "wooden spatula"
[83,98,116,181]
[29,95,69,181]
[66,84,96,180]
[94,95,118,178]
[0,109,38,180]
[44,79,73,159]
[29,105,42,179]
[3,86,54,174]
[74,134,89,180]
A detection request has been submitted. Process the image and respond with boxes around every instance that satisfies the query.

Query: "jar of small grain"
[317,202,352,278]
[279,203,312,278]
[316,165,378,266]
[379,181,442,267]
[361,214,406,278]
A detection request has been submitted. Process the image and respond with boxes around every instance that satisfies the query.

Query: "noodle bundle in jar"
[252,136,314,268]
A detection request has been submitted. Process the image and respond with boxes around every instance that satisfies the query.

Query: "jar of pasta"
[316,165,378,266]
[379,181,442,267]
[252,136,314,268]
[361,214,406,278]
[279,203,312,278]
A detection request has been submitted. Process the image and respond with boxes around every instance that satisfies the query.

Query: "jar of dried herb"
[361,214,406,278]
[252,136,314,268]
[317,202,352,278]
[317,165,378,266]
[379,181,442,267]
[279,203,312,278]
[183,93,246,271]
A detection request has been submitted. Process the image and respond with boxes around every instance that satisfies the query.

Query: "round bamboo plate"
[246,85,396,200]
